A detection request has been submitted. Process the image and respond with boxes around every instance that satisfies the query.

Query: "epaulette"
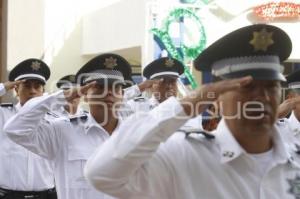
[69,114,88,122]
[133,96,146,102]
[46,111,60,118]
[278,118,286,123]
[0,103,14,108]
[276,118,287,126]
[178,129,215,140]
[294,144,300,155]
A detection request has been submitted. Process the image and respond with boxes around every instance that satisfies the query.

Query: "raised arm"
[4,91,66,159]
[123,80,159,101]
[84,76,252,198]
[4,81,96,160]
[0,80,24,97]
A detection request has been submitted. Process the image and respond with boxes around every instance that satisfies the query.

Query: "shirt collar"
[60,106,85,117]
[150,95,160,109]
[215,119,292,165]
[215,119,245,164]
[83,114,120,137]
[60,106,69,116]
[15,102,22,111]
[288,111,300,134]
[76,107,85,115]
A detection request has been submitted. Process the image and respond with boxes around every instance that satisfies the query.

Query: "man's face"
[15,79,44,105]
[219,80,281,133]
[152,77,178,102]
[85,83,123,112]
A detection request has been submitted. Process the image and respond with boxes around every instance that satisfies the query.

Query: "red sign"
[254,2,300,20]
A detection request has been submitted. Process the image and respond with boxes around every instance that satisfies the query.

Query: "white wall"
[6,0,127,92]
[43,0,127,91]
[82,0,146,55]
[7,0,44,70]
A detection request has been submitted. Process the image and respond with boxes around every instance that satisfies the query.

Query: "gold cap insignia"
[165,58,175,67]
[31,61,41,71]
[104,57,118,69]
[249,28,274,52]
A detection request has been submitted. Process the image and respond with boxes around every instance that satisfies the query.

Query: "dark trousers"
[0,187,57,199]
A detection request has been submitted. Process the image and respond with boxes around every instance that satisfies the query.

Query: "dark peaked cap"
[75,53,133,86]
[56,74,77,89]
[286,70,300,89]
[143,57,184,80]
[9,58,50,84]
[194,24,292,81]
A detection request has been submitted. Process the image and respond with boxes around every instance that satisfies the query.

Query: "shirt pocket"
[66,146,94,189]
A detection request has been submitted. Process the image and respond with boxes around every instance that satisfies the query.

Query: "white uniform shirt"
[281,112,300,137]
[0,83,55,191]
[84,97,300,199]
[276,112,300,147]
[127,95,203,130]
[126,95,159,114]
[49,106,87,119]
[4,91,117,199]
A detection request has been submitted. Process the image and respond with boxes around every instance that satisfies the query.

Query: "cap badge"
[165,58,175,67]
[31,61,41,71]
[249,28,274,52]
[104,57,118,69]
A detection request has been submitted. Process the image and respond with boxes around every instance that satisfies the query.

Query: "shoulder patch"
[294,144,300,155]
[276,118,288,127]
[0,103,14,108]
[178,129,215,140]
[69,114,88,122]
[46,111,60,118]
[133,96,146,102]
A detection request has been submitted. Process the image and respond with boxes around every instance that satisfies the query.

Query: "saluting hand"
[4,80,25,91]
[63,81,97,102]
[180,76,253,117]
[277,96,300,118]
[138,79,162,92]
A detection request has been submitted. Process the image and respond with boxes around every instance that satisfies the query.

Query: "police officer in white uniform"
[276,70,300,143]
[0,58,56,199]
[127,57,184,112]
[84,24,300,199]
[4,53,133,199]
[53,74,151,120]
[127,57,202,129]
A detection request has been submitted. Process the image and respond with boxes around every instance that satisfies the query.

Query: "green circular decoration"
[151,8,206,89]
